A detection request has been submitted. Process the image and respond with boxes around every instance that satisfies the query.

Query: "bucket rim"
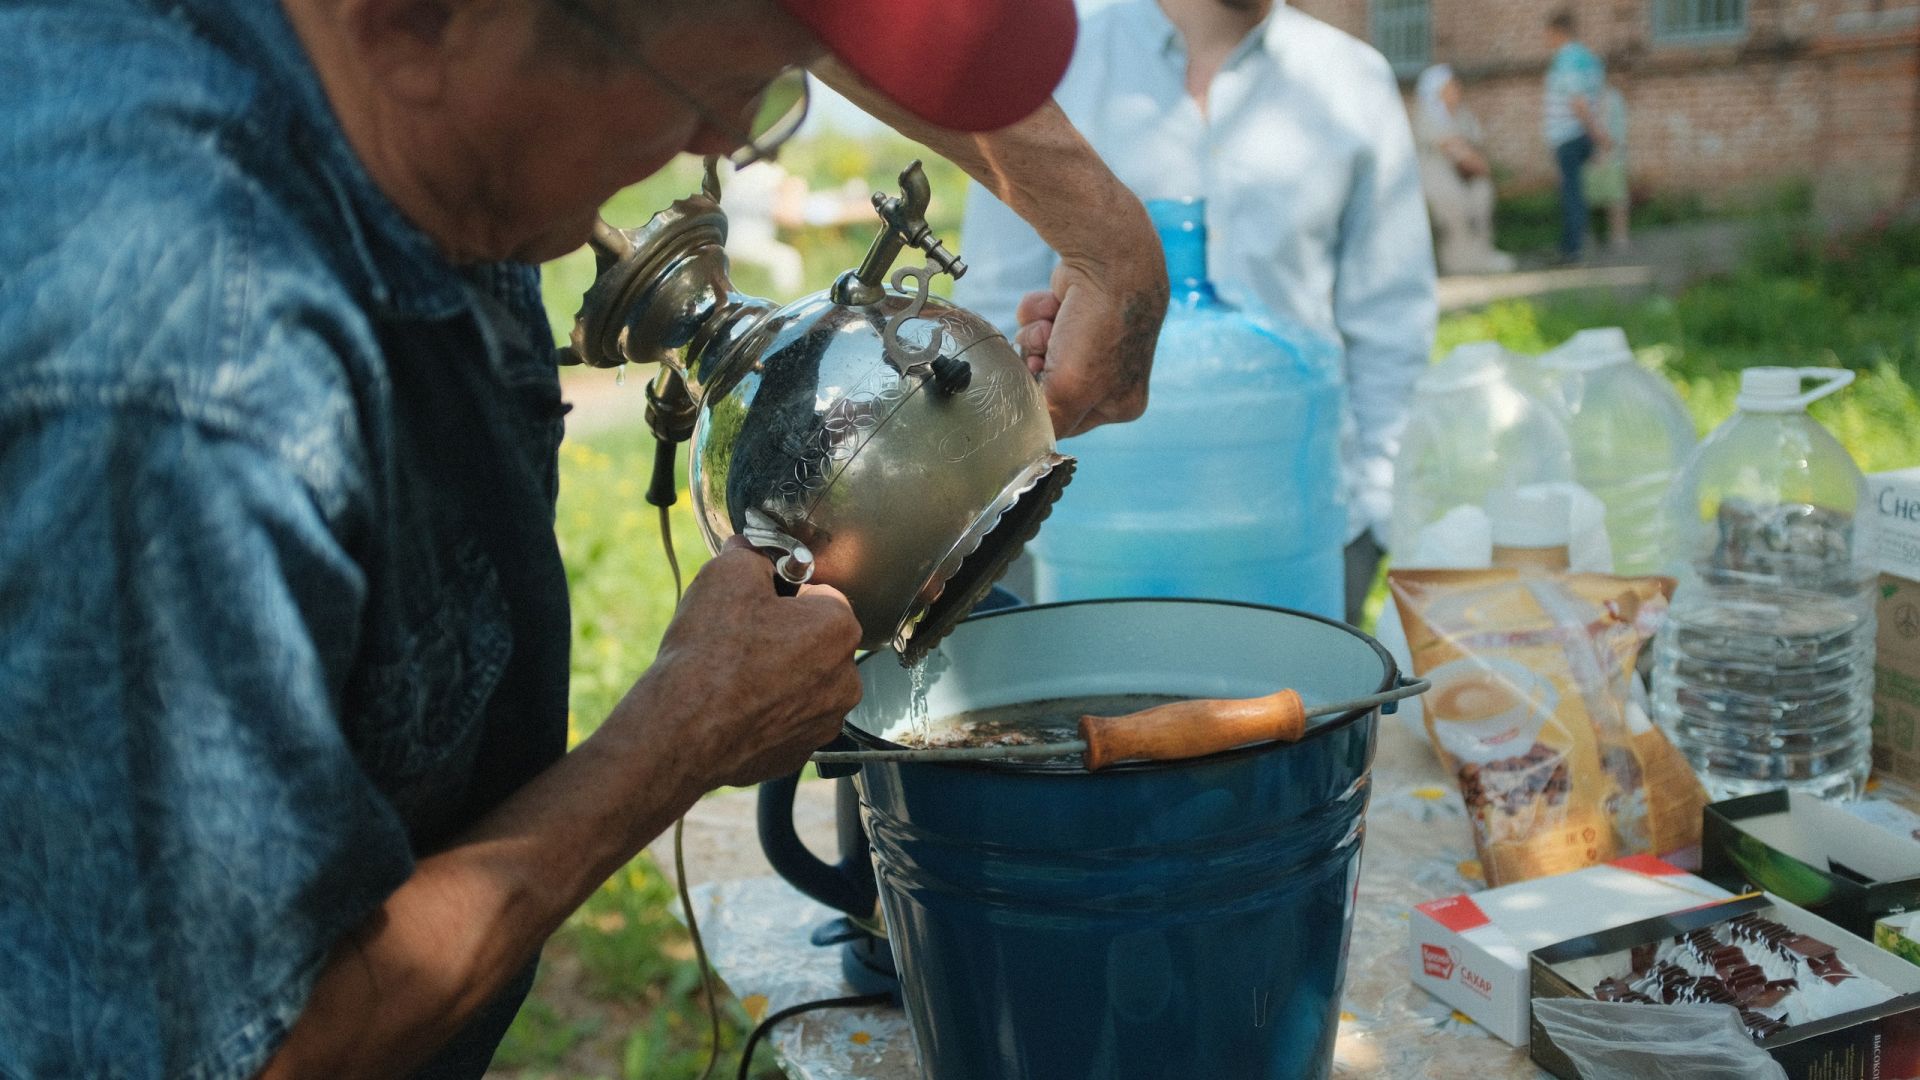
[845,597,1397,775]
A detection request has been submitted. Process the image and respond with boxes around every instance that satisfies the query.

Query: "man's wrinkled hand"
[1014,248,1168,439]
[625,537,863,791]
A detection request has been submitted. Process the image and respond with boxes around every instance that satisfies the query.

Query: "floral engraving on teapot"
[940,368,1026,463]
[774,363,916,511]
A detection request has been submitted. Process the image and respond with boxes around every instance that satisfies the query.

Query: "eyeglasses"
[546,0,811,168]
[627,56,811,169]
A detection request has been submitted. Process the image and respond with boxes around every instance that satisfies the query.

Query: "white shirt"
[954,0,1437,544]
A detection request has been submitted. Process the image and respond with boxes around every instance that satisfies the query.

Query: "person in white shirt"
[956,0,1437,623]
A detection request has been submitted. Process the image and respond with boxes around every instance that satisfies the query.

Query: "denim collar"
[167,0,474,321]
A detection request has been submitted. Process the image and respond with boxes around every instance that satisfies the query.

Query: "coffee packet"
[1389,569,1705,887]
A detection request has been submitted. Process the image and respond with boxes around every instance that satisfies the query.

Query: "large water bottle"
[1651,367,1877,800]
[1027,198,1346,617]
[1387,342,1575,558]
[1539,328,1698,575]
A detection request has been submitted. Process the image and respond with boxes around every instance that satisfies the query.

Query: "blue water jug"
[1028,198,1347,618]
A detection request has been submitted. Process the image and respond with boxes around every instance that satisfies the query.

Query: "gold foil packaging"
[1390,569,1706,887]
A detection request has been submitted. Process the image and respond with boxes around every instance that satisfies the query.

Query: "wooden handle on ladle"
[1077,689,1307,772]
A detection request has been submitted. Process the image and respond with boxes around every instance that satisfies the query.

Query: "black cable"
[736,992,895,1080]
[651,433,887,1080]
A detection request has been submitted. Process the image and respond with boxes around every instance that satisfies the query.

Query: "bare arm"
[260,545,862,1079]
[1436,135,1490,178]
[1571,95,1611,153]
[815,59,1168,437]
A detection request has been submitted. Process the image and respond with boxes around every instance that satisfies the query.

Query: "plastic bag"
[1533,999,1787,1080]
[1378,480,1615,739]
[1390,569,1705,885]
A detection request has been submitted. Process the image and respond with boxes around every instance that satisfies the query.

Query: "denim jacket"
[0,0,571,1075]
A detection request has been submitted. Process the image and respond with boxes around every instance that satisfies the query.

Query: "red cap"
[775,0,1078,132]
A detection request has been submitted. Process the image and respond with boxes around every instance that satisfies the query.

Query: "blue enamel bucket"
[842,599,1391,1080]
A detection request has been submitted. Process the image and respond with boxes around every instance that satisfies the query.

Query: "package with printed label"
[1409,855,1734,1045]
[1866,468,1920,582]
[1390,569,1705,886]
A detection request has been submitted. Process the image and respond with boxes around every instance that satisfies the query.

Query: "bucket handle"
[812,679,1430,770]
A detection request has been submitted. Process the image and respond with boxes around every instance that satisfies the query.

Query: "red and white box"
[1409,855,1735,1045]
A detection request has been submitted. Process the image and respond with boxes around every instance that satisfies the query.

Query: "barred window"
[1652,0,1749,42]
[1370,0,1431,76]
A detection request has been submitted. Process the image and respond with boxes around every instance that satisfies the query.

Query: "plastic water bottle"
[1380,344,1576,738]
[1539,328,1698,575]
[1027,198,1347,617]
[1387,342,1575,558]
[1650,367,1877,800]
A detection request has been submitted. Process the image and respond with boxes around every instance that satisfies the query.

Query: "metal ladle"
[811,678,1430,771]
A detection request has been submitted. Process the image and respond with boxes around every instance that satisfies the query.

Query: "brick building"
[1292,0,1920,213]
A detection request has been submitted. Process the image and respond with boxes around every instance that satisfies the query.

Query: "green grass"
[501,147,1919,1078]
[1490,177,1812,260]
[1440,215,1920,471]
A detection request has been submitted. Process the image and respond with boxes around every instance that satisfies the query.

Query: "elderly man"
[0,0,1167,1076]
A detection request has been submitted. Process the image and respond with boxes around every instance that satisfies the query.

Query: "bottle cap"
[1541,327,1633,372]
[1736,367,1855,413]
[1487,487,1572,548]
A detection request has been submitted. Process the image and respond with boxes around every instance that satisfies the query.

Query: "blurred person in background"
[0,0,1168,1075]
[1542,8,1611,263]
[956,0,1438,625]
[1585,79,1632,252]
[1414,63,1516,275]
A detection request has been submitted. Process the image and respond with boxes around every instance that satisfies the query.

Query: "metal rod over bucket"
[811,678,1429,770]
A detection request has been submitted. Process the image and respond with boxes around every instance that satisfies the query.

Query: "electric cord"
[655,446,888,1080]
[735,992,895,1080]
[656,486,720,1080]
[674,814,720,1080]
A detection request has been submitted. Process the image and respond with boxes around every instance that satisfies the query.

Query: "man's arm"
[265,540,861,1078]
[816,60,1168,438]
[1571,94,1611,153]
[0,396,859,1079]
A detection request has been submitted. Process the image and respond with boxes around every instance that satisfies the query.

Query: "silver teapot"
[561,162,1073,663]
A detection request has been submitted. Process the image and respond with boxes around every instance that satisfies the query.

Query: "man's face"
[425,0,819,262]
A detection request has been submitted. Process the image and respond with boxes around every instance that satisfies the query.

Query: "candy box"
[1702,789,1920,939]
[1872,573,1920,789]
[1864,468,1920,582]
[1409,854,1733,1045]
[1529,894,1920,1079]
[1876,910,1920,967]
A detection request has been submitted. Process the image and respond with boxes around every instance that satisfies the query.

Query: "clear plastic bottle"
[1027,198,1347,616]
[1539,328,1698,576]
[1387,342,1575,559]
[1650,367,1877,800]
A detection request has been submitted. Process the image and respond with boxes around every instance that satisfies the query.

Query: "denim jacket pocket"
[340,537,511,832]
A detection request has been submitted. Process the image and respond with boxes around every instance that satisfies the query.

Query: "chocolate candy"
[1630,942,1657,975]
[1809,953,1853,985]
[1785,934,1837,963]
[1739,1009,1787,1040]
[1747,979,1796,1009]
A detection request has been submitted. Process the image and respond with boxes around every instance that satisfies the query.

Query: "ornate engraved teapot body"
[562,163,1072,663]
